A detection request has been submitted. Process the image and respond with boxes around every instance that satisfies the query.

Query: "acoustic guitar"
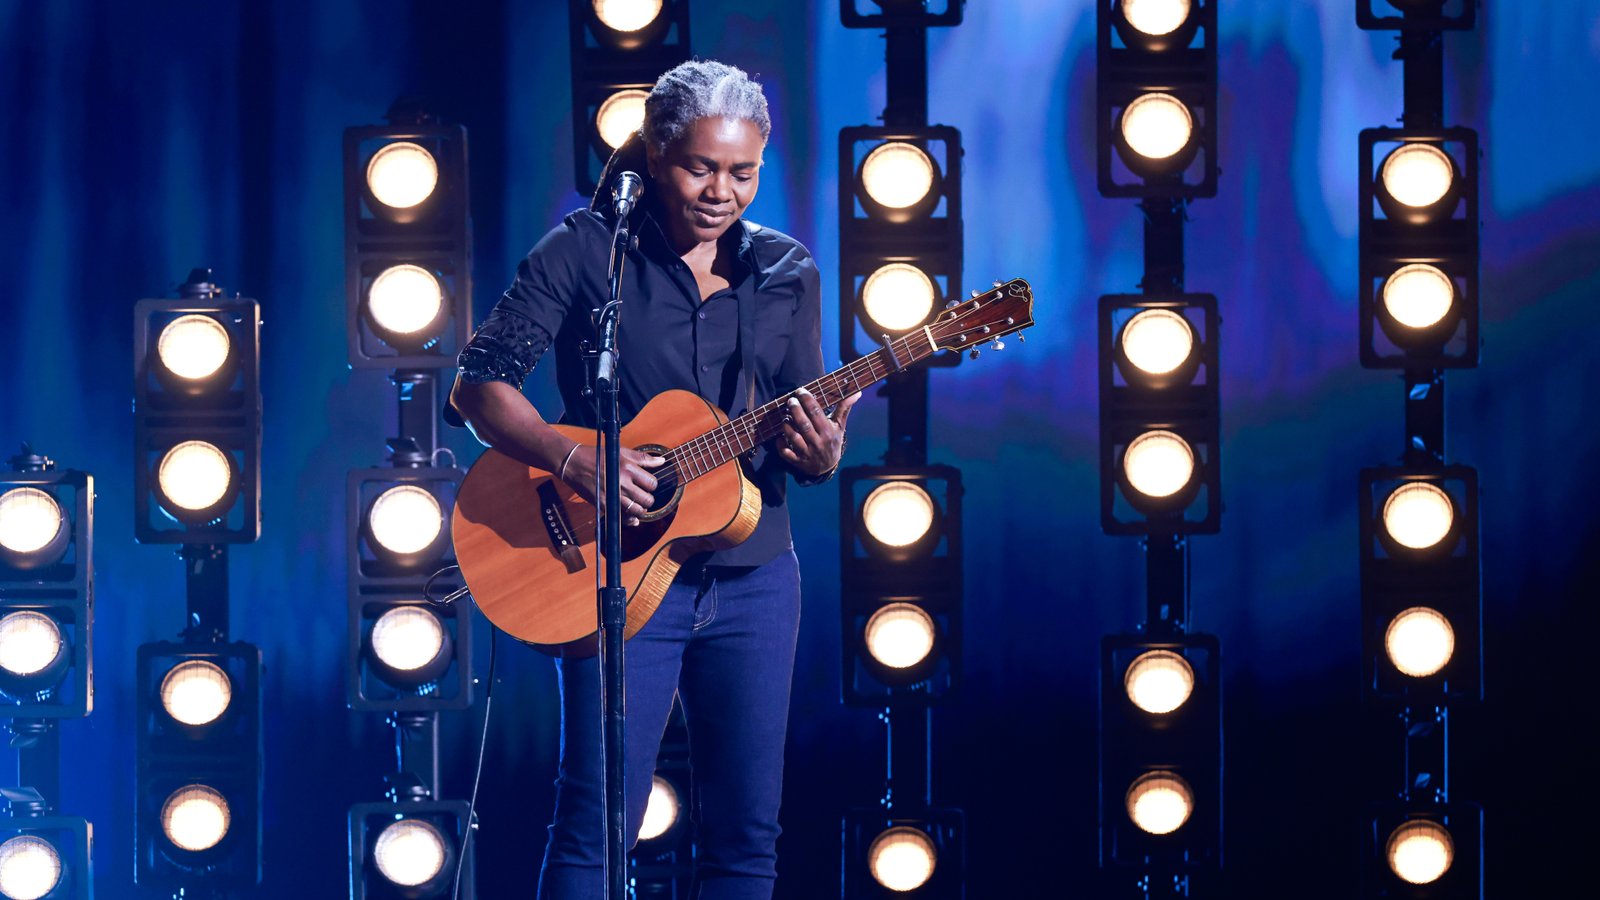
[451,277,1036,655]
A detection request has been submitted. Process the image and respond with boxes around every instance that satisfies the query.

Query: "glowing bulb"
[0,488,64,556]
[1381,144,1455,209]
[861,483,936,549]
[1121,0,1191,36]
[162,785,231,852]
[593,0,663,32]
[0,611,63,678]
[366,142,439,210]
[596,89,649,149]
[0,835,63,900]
[1121,309,1194,377]
[1126,772,1193,835]
[1381,483,1454,551]
[860,142,935,211]
[157,441,233,513]
[1124,650,1195,714]
[368,485,444,556]
[1387,819,1454,885]
[1385,607,1455,678]
[1120,93,1193,161]
[157,315,231,381]
[371,607,446,673]
[1123,431,1195,499]
[368,265,444,338]
[864,604,937,670]
[1382,265,1454,330]
[861,264,936,332]
[374,819,449,887]
[867,827,937,892]
[638,775,681,841]
[161,660,233,726]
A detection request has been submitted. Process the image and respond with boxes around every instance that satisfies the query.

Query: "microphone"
[611,170,643,220]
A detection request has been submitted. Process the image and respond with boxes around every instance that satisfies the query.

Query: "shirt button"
[700,364,710,372]
[697,311,706,320]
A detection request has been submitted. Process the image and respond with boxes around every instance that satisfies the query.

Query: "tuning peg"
[990,339,1005,351]
[1017,333,1026,343]
[992,280,1002,288]
[968,348,980,360]
[945,299,959,309]
[970,289,980,298]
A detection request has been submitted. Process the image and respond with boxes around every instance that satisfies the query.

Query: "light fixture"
[1119,309,1195,380]
[1125,771,1193,835]
[0,835,62,900]
[156,314,233,384]
[161,785,232,853]
[1376,143,1460,226]
[1381,264,1454,331]
[867,826,937,892]
[859,142,937,218]
[368,606,451,688]
[860,482,937,553]
[1386,819,1453,885]
[1119,93,1194,164]
[863,603,937,671]
[0,487,69,570]
[0,611,65,682]
[1384,607,1455,678]
[367,485,445,559]
[861,263,937,333]
[1124,649,1195,714]
[590,0,668,44]
[1120,0,1191,37]
[366,265,446,345]
[638,775,681,842]
[365,142,439,211]
[1381,482,1455,551]
[1122,430,1195,500]
[373,818,449,888]
[160,659,234,727]
[155,441,236,520]
[595,89,650,150]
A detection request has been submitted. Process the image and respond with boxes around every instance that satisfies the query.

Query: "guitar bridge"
[538,480,587,574]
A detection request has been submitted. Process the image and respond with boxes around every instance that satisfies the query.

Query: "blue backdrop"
[1,1,1594,895]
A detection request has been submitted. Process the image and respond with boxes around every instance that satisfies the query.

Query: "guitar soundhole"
[635,443,682,522]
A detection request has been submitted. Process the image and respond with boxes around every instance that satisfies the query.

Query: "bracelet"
[556,443,582,481]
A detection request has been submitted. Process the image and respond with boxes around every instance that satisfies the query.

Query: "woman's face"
[646,116,764,250]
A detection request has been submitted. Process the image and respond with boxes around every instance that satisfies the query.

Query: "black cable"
[422,564,463,606]
[452,621,497,900]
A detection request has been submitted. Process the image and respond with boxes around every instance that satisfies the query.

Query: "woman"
[448,60,857,899]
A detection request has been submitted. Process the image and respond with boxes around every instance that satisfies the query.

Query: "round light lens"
[861,483,936,549]
[368,485,444,556]
[860,142,935,211]
[1387,819,1454,885]
[0,611,63,678]
[1123,431,1195,499]
[1121,93,1194,161]
[366,142,439,210]
[374,818,449,887]
[638,775,681,842]
[864,603,937,671]
[1381,483,1454,551]
[0,835,63,900]
[592,0,663,32]
[1121,309,1194,377]
[162,785,231,852]
[1380,144,1455,210]
[157,441,233,513]
[1124,650,1195,714]
[1382,264,1454,330]
[861,264,936,332]
[157,314,231,381]
[1384,607,1456,678]
[371,607,447,673]
[0,488,65,556]
[867,826,937,892]
[1126,771,1193,835]
[160,660,234,727]
[368,265,444,338]
[1121,0,1191,36]
[596,89,650,150]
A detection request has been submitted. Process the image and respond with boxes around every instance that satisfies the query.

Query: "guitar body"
[451,389,762,657]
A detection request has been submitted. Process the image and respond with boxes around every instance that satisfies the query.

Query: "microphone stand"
[594,204,631,900]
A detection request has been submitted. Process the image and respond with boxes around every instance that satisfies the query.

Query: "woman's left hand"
[779,387,860,477]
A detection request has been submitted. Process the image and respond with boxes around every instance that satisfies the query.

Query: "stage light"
[366,142,439,211]
[1120,93,1193,162]
[1381,482,1454,551]
[1126,771,1193,835]
[160,659,234,727]
[156,441,234,516]
[860,142,936,212]
[367,265,444,341]
[596,89,649,150]
[1120,309,1194,377]
[593,0,663,33]
[370,606,448,677]
[638,775,681,842]
[1124,649,1194,714]
[0,487,68,569]
[161,785,231,852]
[373,818,448,887]
[368,485,444,557]
[157,314,232,382]
[0,835,62,900]
[1121,0,1190,36]
[1386,819,1453,885]
[0,611,63,680]
[864,603,937,671]
[861,482,936,550]
[1379,143,1455,213]
[1122,431,1195,500]
[861,263,936,333]
[1384,607,1455,678]
[867,826,937,892]
[1381,264,1454,331]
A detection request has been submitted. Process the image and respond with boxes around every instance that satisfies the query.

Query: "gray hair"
[642,60,771,153]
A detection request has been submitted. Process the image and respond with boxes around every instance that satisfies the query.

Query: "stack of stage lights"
[568,0,692,195]
[1355,2,1484,895]
[0,446,93,900]
[132,271,265,893]
[838,2,967,896]
[1095,1,1224,895]
[345,103,477,899]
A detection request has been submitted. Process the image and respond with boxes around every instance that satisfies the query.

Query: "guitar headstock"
[928,277,1036,355]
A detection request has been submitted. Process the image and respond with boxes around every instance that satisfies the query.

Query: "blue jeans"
[537,549,803,900]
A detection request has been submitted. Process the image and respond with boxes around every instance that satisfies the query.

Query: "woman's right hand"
[559,444,666,527]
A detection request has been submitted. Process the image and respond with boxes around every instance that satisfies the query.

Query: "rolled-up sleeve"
[456,218,585,391]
